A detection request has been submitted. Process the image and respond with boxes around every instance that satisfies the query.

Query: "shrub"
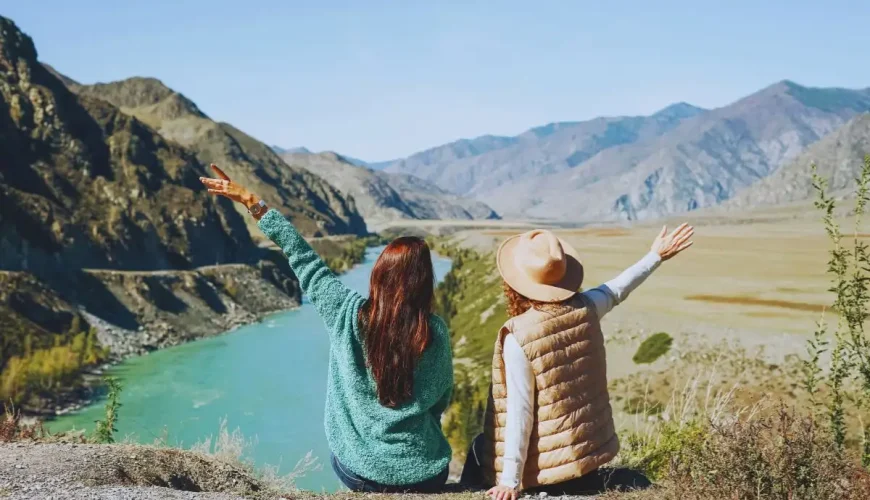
[93,376,122,444]
[633,332,673,364]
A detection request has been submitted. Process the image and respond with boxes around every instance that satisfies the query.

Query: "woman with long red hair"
[200,165,452,493]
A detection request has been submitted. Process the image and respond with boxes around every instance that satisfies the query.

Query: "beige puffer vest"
[482,294,618,488]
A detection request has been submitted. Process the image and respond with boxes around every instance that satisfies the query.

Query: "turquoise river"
[48,246,452,492]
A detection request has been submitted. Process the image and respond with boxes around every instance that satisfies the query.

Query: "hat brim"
[496,233,584,303]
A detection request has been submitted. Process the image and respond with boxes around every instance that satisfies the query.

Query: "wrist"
[241,192,261,210]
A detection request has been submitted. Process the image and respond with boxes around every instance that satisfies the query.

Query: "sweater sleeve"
[257,209,361,334]
[500,333,535,489]
[581,251,661,320]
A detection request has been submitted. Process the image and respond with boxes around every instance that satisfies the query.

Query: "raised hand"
[651,222,694,261]
[199,164,260,209]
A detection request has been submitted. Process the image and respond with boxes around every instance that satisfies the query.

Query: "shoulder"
[428,314,452,355]
[429,314,449,335]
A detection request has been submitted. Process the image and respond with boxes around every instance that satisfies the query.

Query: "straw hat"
[496,230,584,302]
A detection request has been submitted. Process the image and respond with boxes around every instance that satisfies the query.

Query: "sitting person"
[200,165,453,493]
[461,225,694,498]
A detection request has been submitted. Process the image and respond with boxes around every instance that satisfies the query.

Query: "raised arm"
[582,223,694,320]
[200,164,359,333]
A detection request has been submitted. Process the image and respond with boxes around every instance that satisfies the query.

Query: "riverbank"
[3,236,378,419]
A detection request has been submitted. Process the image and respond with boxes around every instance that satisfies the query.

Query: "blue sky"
[6,1,870,160]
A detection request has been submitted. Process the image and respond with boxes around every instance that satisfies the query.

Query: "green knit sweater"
[258,209,453,485]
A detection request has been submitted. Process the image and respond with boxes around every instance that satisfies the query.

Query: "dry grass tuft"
[1,403,51,442]
[190,417,321,497]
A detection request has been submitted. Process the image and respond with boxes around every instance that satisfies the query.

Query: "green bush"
[633,332,673,364]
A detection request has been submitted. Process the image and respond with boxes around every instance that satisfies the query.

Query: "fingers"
[668,222,689,239]
[674,226,694,246]
[676,240,694,252]
[199,177,228,190]
[211,163,231,181]
[659,225,667,238]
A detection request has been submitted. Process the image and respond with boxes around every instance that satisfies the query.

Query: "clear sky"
[6,1,869,161]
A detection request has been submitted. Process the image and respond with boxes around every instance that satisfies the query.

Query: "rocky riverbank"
[3,238,375,418]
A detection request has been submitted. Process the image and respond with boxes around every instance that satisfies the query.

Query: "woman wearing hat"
[462,224,694,498]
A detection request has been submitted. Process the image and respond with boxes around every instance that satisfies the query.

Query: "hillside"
[68,78,367,238]
[382,102,706,197]
[475,81,870,221]
[280,151,499,230]
[726,113,870,209]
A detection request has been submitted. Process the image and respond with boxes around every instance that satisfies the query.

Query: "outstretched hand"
[651,223,694,261]
[199,164,260,209]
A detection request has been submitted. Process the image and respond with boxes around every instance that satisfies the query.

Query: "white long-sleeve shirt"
[499,251,662,489]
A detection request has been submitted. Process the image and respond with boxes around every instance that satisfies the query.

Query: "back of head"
[362,236,435,407]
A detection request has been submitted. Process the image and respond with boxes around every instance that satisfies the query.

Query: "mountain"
[68,79,366,238]
[280,151,499,229]
[382,103,706,196]
[726,113,870,209]
[479,81,870,221]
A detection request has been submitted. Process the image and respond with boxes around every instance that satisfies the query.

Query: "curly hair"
[502,281,569,317]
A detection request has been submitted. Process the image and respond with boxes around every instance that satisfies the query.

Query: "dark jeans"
[330,453,449,493]
[460,433,652,495]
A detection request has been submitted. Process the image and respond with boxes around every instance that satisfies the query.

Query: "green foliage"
[0,329,108,406]
[93,376,122,444]
[807,155,870,459]
[429,239,508,457]
[632,332,673,364]
[621,420,706,481]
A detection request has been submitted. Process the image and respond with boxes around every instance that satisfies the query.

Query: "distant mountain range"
[279,151,498,230]
[379,102,706,198]
[376,83,870,221]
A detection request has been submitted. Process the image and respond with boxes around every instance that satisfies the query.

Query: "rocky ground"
[0,443,266,499]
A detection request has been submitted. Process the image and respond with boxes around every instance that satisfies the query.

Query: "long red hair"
[361,236,434,407]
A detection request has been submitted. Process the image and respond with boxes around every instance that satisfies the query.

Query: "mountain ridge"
[382,102,707,197]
